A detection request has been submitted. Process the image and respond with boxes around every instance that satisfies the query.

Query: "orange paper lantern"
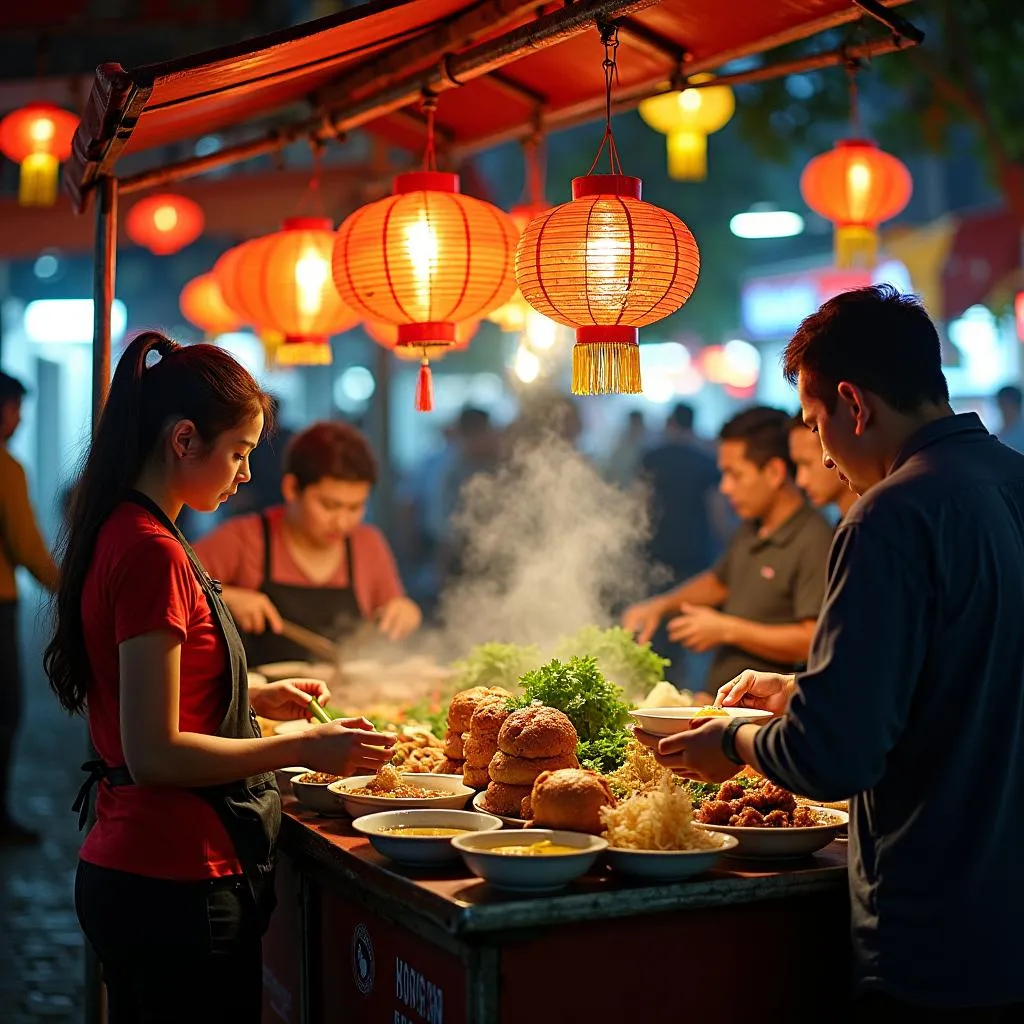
[0,103,78,207]
[179,273,243,338]
[800,140,912,269]
[515,174,700,395]
[126,193,205,255]
[214,217,358,366]
[364,319,478,361]
[333,171,518,410]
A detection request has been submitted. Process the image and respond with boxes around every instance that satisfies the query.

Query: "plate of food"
[290,771,347,815]
[329,765,473,816]
[629,706,772,737]
[351,808,503,865]
[601,773,737,881]
[691,777,848,858]
[472,789,528,828]
[452,829,607,893]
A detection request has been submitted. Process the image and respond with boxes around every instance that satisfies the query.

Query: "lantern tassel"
[834,225,879,270]
[273,340,332,366]
[572,342,642,396]
[667,132,708,182]
[415,359,434,412]
[19,153,59,207]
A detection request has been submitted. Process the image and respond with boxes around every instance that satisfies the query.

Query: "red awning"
[942,208,1022,321]
[66,0,909,211]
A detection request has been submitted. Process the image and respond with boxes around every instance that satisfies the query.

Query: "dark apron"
[73,492,281,924]
[242,512,362,666]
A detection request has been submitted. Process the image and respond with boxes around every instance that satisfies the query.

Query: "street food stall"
[62,1,924,1021]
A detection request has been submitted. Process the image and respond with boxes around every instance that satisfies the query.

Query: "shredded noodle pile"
[604,739,663,798]
[600,772,724,851]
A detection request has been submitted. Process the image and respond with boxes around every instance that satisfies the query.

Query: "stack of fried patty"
[438,685,510,775]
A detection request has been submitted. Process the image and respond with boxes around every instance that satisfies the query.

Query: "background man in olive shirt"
[623,407,832,691]
[0,372,59,844]
[647,286,1024,1017]
[788,413,858,520]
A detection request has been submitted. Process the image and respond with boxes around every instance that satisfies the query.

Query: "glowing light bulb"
[29,117,55,145]
[514,345,540,383]
[585,223,630,311]
[846,161,872,221]
[153,205,179,232]
[404,211,439,314]
[678,89,702,113]
[295,248,329,317]
[524,309,557,351]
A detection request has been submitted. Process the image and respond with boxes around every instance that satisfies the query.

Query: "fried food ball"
[435,757,464,775]
[479,781,531,818]
[497,705,578,759]
[462,732,499,768]
[442,729,466,760]
[529,768,616,835]
[730,806,766,828]
[717,780,746,802]
[763,809,791,828]
[521,795,533,820]
[695,800,735,826]
[488,750,579,786]
[467,695,512,742]
[462,765,491,790]
[742,781,797,814]
[791,806,819,828]
[448,686,512,734]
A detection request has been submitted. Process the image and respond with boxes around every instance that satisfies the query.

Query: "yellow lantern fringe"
[19,153,59,207]
[572,343,642,396]
[667,132,708,182]
[834,225,879,270]
[274,341,333,367]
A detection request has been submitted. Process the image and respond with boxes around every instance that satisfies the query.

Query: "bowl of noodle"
[601,774,737,881]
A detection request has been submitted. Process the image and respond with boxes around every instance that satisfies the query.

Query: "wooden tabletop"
[280,799,849,936]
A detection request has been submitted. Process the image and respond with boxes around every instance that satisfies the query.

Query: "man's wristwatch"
[721,719,747,766]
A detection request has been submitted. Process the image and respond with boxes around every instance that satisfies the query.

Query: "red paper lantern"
[215,217,358,366]
[800,140,912,269]
[332,171,517,410]
[126,193,205,255]
[364,319,478,361]
[515,174,700,395]
[179,273,243,338]
[0,103,78,207]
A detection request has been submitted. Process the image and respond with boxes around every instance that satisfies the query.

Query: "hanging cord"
[587,23,624,175]
[293,140,326,217]
[421,92,439,172]
[521,129,548,208]
[845,57,863,136]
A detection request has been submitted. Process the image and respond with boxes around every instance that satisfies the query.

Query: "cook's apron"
[73,492,281,923]
[242,512,362,666]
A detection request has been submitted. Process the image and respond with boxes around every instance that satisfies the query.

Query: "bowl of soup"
[351,809,503,865]
[629,706,772,738]
[451,829,608,893]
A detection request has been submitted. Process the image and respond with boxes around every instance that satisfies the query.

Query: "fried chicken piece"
[792,806,819,828]
[763,809,791,828]
[717,780,746,802]
[742,781,797,814]
[695,800,735,826]
[730,806,766,828]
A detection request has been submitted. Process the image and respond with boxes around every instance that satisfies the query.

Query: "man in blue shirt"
[642,285,1024,1018]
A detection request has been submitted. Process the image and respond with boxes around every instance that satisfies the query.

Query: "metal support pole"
[84,172,117,1024]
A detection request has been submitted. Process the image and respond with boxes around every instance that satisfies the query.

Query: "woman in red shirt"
[195,421,421,666]
[44,331,395,1022]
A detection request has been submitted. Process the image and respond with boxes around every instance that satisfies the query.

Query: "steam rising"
[436,432,651,654]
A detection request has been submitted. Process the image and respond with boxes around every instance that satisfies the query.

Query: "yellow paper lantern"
[638,75,735,181]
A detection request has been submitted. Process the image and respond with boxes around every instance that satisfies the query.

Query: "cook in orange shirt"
[195,421,421,666]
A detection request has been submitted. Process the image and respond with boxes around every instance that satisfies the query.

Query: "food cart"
[63,1,923,1020]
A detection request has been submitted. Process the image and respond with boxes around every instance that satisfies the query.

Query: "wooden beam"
[617,18,686,64]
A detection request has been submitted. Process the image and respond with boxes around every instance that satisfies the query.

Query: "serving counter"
[262,799,851,1024]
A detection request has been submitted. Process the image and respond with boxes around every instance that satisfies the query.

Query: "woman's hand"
[377,596,422,641]
[249,677,330,721]
[715,670,795,716]
[301,718,397,776]
[223,586,283,635]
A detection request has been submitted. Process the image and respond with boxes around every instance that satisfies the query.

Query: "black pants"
[75,860,263,1023]
[852,992,1024,1023]
[0,600,21,822]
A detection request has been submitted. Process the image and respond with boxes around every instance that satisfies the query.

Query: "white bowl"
[274,765,311,792]
[328,774,473,817]
[695,806,849,859]
[605,832,737,881]
[351,809,503,865]
[629,706,773,737]
[471,790,528,828]
[290,773,346,816]
[452,829,607,893]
